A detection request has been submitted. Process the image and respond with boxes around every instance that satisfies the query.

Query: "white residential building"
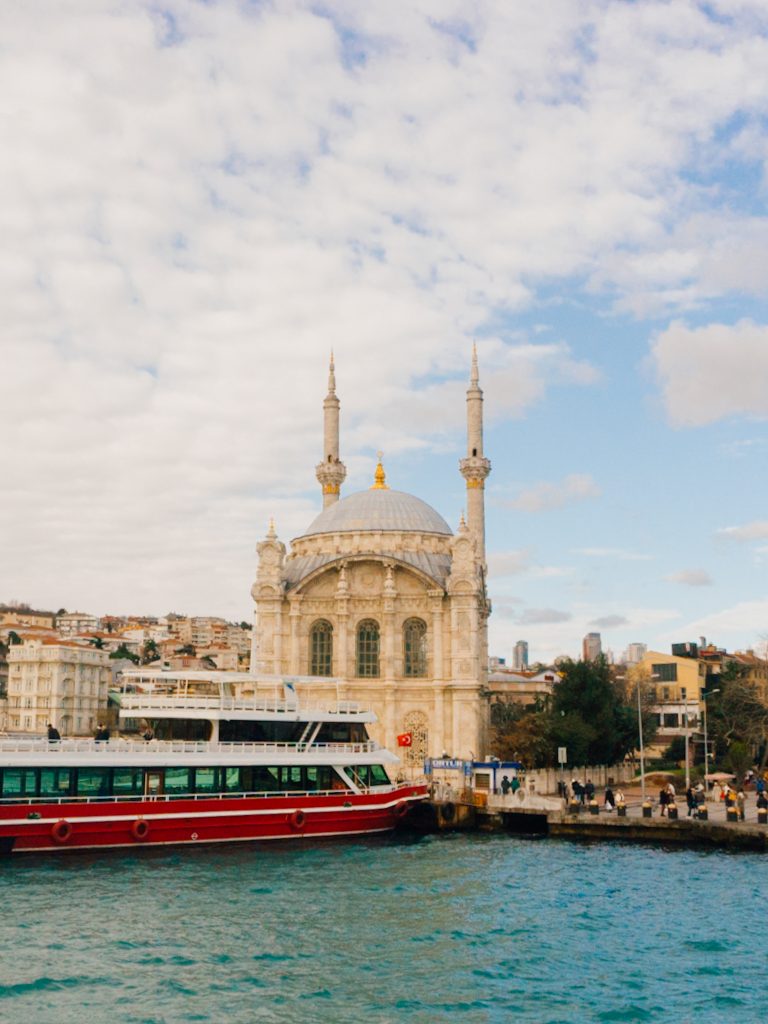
[6,643,111,736]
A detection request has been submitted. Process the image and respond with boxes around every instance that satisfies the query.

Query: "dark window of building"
[653,663,678,682]
[356,619,380,677]
[309,620,333,676]
[403,618,427,677]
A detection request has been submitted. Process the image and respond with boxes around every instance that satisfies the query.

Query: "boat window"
[113,768,145,796]
[280,766,304,790]
[164,767,191,794]
[223,766,244,793]
[76,768,111,797]
[251,766,280,791]
[305,766,335,791]
[349,764,391,788]
[1,768,38,797]
[39,769,72,798]
[194,767,219,793]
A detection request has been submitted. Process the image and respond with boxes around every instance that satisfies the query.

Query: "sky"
[2,0,768,664]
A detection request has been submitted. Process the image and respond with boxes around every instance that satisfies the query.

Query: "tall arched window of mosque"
[356,619,380,678]
[403,618,427,677]
[309,620,333,676]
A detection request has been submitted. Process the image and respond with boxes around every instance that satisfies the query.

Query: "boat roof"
[117,671,377,723]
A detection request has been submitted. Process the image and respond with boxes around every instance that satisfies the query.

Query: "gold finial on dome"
[371,451,389,490]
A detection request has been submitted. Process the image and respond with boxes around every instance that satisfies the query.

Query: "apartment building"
[6,643,111,736]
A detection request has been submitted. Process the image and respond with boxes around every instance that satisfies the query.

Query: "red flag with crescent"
[397,732,413,747]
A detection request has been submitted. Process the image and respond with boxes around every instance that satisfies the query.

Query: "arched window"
[356,619,380,678]
[309,620,333,676]
[403,618,427,677]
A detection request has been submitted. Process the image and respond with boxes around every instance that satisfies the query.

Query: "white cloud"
[652,320,768,427]
[488,550,532,577]
[717,521,768,542]
[518,608,572,625]
[590,615,629,628]
[575,548,653,562]
[665,569,714,587]
[2,1,768,615]
[506,474,600,513]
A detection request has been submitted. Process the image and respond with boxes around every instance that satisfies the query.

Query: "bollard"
[617,803,626,818]
[642,801,653,819]
[667,803,678,820]
[758,807,768,825]
[568,799,581,815]
[726,806,738,823]
[698,805,708,821]
[589,800,600,816]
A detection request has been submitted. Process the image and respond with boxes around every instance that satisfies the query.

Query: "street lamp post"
[637,676,647,805]
[682,687,690,791]
[702,687,720,797]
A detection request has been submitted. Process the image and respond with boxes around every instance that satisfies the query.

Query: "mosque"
[249,351,492,767]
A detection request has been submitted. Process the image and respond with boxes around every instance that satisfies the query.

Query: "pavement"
[579,786,759,825]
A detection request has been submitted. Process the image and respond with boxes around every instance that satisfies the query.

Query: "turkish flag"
[397,732,413,747]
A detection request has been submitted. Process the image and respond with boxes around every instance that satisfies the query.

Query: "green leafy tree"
[201,655,217,669]
[549,657,653,767]
[707,660,768,763]
[7,630,22,646]
[89,636,105,649]
[141,639,160,665]
[175,644,196,656]
[109,643,139,664]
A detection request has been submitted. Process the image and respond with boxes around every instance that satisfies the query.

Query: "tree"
[141,639,160,665]
[109,644,139,665]
[201,655,217,669]
[89,636,105,649]
[549,657,653,767]
[490,699,551,768]
[707,660,768,762]
[175,644,196,656]
[7,630,22,646]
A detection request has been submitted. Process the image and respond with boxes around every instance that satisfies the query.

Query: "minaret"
[459,345,491,561]
[315,352,347,508]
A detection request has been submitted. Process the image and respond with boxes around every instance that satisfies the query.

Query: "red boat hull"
[0,785,427,853]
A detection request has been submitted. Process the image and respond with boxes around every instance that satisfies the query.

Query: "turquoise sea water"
[1,833,766,1024]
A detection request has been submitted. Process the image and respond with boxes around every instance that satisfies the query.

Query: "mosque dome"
[297,488,453,539]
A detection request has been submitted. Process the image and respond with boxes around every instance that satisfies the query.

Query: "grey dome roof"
[297,488,453,538]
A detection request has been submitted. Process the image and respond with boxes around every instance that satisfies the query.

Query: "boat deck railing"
[0,738,381,756]
[0,782,416,807]
[118,694,366,715]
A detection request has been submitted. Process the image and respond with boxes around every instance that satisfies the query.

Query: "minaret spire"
[459,345,491,562]
[315,351,347,508]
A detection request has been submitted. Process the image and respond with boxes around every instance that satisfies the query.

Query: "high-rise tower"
[315,353,347,508]
[459,346,491,562]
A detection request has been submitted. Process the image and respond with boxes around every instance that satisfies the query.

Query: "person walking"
[585,779,595,804]
[685,785,696,817]
[659,785,669,817]
[604,786,615,812]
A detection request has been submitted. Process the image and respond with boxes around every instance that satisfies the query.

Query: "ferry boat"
[0,671,427,854]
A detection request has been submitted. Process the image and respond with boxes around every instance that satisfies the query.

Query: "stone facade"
[250,352,492,766]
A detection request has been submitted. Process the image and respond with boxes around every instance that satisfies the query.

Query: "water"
[1,833,766,1023]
